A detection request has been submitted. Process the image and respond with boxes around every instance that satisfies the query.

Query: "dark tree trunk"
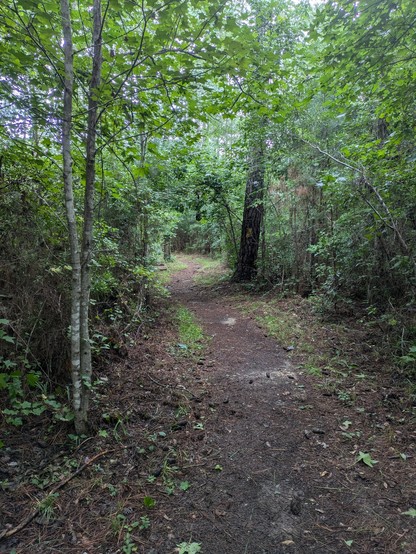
[233,142,265,281]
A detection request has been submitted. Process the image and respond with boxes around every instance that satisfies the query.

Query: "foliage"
[401,508,416,518]
[177,542,202,554]
[355,451,378,468]
[0,0,255,428]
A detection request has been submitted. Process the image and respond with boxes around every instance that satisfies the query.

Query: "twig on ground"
[0,448,117,541]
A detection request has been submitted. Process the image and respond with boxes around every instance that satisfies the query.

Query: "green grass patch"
[193,257,223,271]
[167,257,188,273]
[156,257,188,285]
[192,257,230,286]
[238,299,306,348]
[255,312,299,346]
[175,306,205,357]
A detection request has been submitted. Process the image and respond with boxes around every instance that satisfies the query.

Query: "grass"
[175,306,205,357]
[157,257,188,285]
[237,299,307,349]
[193,256,223,270]
[159,253,229,287]
[192,257,230,286]
[234,295,374,405]
[167,257,188,272]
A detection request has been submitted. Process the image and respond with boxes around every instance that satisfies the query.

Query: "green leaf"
[179,481,191,491]
[401,508,416,517]
[340,420,352,430]
[0,373,9,389]
[356,451,378,468]
[0,330,15,343]
[26,373,39,387]
[177,343,188,350]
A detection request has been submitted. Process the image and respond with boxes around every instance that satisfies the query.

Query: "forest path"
[163,255,416,554]
[166,256,339,554]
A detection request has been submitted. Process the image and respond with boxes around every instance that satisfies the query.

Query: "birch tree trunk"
[60,0,83,429]
[60,0,102,433]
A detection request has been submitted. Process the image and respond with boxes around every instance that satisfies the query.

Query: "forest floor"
[1,254,415,554]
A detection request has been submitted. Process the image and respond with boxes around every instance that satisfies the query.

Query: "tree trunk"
[60,0,102,434]
[163,237,172,261]
[60,0,83,430]
[232,140,266,282]
[78,0,102,431]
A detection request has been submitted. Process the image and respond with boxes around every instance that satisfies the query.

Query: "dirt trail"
[166,260,333,553]
[163,258,415,554]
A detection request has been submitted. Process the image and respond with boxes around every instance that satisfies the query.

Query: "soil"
[0,255,415,554]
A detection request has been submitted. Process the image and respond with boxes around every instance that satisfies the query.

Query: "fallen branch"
[0,448,116,541]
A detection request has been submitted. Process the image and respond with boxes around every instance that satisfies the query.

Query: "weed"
[143,496,156,508]
[68,433,87,447]
[121,524,138,554]
[139,515,150,530]
[341,431,361,441]
[112,514,142,554]
[305,365,322,377]
[0,331,73,427]
[165,480,176,495]
[37,492,59,522]
[400,345,416,377]
[355,451,378,468]
[175,405,190,418]
[107,483,118,497]
[177,542,202,554]
[101,415,129,441]
[0,479,10,490]
[337,390,353,404]
[111,513,124,534]
[179,481,191,491]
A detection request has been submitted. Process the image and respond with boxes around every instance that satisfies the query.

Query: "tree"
[232,0,310,281]
[0,0,255,432]
[60,0,102,433]
[233,122,266,280]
